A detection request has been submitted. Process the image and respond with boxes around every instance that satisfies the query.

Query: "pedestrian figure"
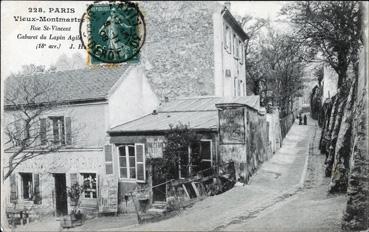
[304,115,307,125]
[299,114,302,125]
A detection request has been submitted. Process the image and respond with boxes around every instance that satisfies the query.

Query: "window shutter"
[33,173,42,204]
[10,173,18,203]
[40,118,47,145]
[135,143,145,182]
[104,145,113,175]
[70,173,78,186]
[65,117,72,145]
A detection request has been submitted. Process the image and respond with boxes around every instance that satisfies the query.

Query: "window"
[118,144,146,181]
[20,173,33,200]
[239,40,244,64]
[49,116,65,144]
[40,116,72,146]
[240,80,245,96]
[224,25,231,52]
[233,34,238,58]
[234,77,238,97]
[190,140,213,176]
[179,150,190,179]
[81,173,97,199]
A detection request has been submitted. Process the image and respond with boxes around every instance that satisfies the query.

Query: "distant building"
[322,65,338,102]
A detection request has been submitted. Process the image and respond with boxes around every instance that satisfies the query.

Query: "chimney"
[164,96,169,103]
[224,1,231,10]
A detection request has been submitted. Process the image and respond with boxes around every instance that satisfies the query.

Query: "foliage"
[246,24,307,116]
[3,63,79,181]
[3,74,62,181]
[282,1,362,90]
[67,182,89,214]
[242,15,269,95]
[150,123,201,180]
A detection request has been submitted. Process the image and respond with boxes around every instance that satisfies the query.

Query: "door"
[152,161,166,202]
[54,174,68,216]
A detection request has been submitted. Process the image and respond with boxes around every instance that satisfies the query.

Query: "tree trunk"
[342,83,368,230]
[325,96,346,177]
[329,80,356,193]
[342,31,369,229]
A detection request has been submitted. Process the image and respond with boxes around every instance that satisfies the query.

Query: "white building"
[213,4,249,98]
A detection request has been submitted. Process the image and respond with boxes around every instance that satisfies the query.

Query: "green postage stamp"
[80,1,146,64]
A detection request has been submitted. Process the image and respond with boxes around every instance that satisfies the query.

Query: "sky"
[1,1,286,78]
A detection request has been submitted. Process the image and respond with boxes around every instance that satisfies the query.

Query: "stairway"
[140,201,168,223]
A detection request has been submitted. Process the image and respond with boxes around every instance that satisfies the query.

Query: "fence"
[280,113,295,139]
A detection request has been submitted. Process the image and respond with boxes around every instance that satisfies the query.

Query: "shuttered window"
[104,145,113,175]
[20,173,33,200]
[239,40,244,64]
[118,144,146,182]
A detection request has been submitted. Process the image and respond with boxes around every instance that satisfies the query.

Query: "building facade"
[3,65,159,216]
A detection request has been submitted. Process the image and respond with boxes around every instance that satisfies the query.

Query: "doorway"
[54,174,68,216]
[152,161,166,202]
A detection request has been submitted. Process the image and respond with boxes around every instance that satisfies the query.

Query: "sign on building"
[146,137,164,158]
[219,107,245,144]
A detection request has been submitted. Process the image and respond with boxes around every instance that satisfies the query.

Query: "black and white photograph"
[1,1,368,231]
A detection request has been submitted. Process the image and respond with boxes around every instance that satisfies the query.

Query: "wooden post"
[130,192,141,224]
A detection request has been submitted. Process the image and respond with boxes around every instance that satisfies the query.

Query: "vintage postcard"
[1,1,368,231]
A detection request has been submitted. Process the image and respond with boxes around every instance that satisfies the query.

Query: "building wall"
[213,10,247,98]
[139,2,221,100]
[109,132,217,212]
[3,149,105,216]
[108,65,160,129]
[217,104,271,183]
[3,102,109,150]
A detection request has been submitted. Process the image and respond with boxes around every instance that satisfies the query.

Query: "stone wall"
[217,104,271,183]
[245,110,270,182]
[139,1,220,100]
[3,149,105,216]
[342,13,369,229]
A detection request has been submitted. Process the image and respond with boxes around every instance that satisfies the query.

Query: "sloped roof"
[110,111,218,133]
[4,65,130,106]
[158,95,260,112]
[109,95,261,134]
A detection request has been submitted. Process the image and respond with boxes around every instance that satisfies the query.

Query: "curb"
[297,122,318,189]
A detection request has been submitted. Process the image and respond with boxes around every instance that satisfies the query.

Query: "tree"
[3,71,73,181]
[242,15,269,95]
[246,25,307,115]
[282,1,362,90]
[150,123,201,180]
[53,52,86,71]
